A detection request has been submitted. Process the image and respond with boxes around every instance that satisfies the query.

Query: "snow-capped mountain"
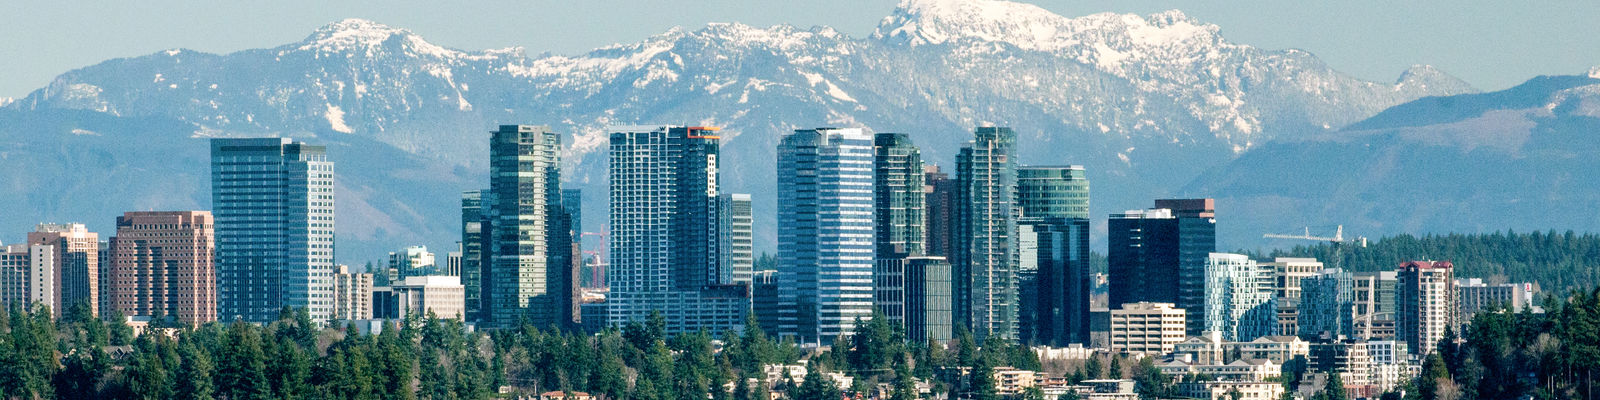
[1,0,1477,259]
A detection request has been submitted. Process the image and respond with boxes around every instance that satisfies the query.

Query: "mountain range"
[7,0,1591,262]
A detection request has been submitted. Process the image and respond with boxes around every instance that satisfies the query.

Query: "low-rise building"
[1110,302,1186,355]
[1174,331,1225,364]
[1310,340,1372,390]
[373,275,465,320]
[991,367,1037,395]
[1079,380,1140,400]
[1176,381,1285,400]
[1233,335,1310,364]
[1159,359,1281,382]
[1456,278,1534,317]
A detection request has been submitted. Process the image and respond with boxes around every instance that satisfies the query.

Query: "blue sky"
[3,0,1598,97]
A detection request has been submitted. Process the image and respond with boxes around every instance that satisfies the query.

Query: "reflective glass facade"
[210,138,334,323]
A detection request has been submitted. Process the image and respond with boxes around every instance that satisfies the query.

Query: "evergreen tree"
[794,366,840,400]
[1321,372,1347,400]
[54,345,109,399]
[176,341,217,400]
[106,308,135,346]
[1083,354,1104,380]
[1108,356,1123,379]
[217,321,271,400]
[1417,353,1450,400]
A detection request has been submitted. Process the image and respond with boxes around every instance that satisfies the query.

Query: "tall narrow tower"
[483,125,571,329]
[873,133,926,257]
[954,126,1019,341]
[210,138,335,323]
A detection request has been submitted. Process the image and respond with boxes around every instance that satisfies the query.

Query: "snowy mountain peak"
[0,97,13,108]
[873,0,1217,53]
[1589,65,1600,79]
[1395,64,1475,94]
[298,18,466,59]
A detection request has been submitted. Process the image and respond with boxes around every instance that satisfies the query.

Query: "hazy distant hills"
[1191,71,1600,250]
[0,0,1489,259]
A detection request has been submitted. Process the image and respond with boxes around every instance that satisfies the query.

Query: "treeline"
[1260,230,1600,292]
[0,301,1077,400]
[1380,288,1600,400]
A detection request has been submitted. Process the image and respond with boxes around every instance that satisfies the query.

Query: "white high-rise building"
[777,127,875,345]
[607,126,749,335]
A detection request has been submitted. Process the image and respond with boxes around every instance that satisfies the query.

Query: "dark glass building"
[1107,199,1216,336]
[483,125,572,329]
[875,255,953,343]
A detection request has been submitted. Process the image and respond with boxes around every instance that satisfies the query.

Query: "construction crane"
[1263,225,1368,270]
[1263,225,1368,247]
[580,228,609,289]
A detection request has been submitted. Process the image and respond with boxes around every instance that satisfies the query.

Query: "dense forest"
[1258,230,1600,293]
[5,290,1600,399]
[0,301,1090,400]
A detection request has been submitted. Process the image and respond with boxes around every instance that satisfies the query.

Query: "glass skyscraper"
[607,126,748,335]
[954,127,1019,341]
[1108,199,1217,336]
[483,125,572,329]
[1015,165,1091,346]
[210,138,335,323]
[873,133,925,257]
[777,127,875,345]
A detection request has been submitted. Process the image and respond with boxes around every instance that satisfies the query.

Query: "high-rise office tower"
[608,126,749,335]
[777,127,875,345]
[1299,268,1357,339]
[1016,166,1092,346]
[1107,199,1216,335]
[332,264,373,320]
[211,138,336,323]
[924,165,956,259]
[387,245,436,281]
[460,190,485,321]
[873,133,926,256]
[106,211,216,325]
[875,256,953,343]
[1202,253,1275,341]
[1396,261,1456,355]
[954,126,1019,341]
[483,125,572,328]
[720,193,754,286]
[27,223,100,317]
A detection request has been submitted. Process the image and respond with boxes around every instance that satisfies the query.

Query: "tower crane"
[1263,225,1368,270]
